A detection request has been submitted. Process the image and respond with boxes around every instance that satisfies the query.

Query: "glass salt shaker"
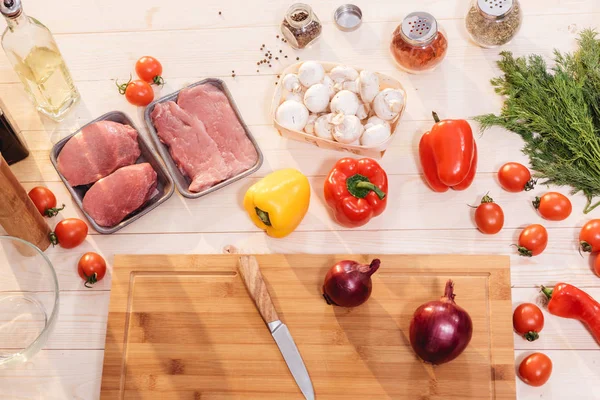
[390,12,448,74]
[466,0,522,48]
[280,3,322,50]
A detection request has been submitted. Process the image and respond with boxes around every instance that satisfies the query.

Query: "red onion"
[322,259,380,307]
[409,280,473,365]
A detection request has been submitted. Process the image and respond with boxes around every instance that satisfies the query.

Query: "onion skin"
[322,259,381,308]
[409,280,473,365]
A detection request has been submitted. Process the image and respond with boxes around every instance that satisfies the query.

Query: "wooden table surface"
[0,0,599,398]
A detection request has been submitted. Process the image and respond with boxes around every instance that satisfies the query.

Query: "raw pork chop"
[57,121,140,186]
[82,163,157,227]
[177,84,258,176]
[151,101,231,192]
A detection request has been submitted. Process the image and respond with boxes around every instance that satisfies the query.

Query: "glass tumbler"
[0,236,59,367]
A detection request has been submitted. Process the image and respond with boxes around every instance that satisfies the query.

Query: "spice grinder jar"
[466,0,522,48]
[390,12,448,74]
[280,3,322,49]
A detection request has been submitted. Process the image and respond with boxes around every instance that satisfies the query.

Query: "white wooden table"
[1,0,599,398]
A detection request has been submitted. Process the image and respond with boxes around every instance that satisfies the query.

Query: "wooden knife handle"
[238,255,279,324]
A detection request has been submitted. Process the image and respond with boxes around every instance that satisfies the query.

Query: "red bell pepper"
[542,283,600,344]
[419,112,477,192]
[324,158,387,228]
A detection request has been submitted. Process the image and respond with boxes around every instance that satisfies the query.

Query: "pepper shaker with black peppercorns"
[280,3,322,49]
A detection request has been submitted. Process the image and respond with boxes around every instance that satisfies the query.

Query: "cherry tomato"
[497,162,534,192]
[50,218,88,249]
[534,192,572,221]
[513,303,544,341]
[125,80,154,106]
[135,56,164,85]
[474,194,504,234]
[518,353,552,387]
[78,252,107,288]
[516,224,548,257]
[28,187,64,217]
[580,219,600,253]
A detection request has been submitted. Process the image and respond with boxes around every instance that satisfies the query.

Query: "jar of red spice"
[390,12,448,74]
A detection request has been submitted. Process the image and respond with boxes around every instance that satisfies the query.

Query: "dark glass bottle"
[0,100,28,165]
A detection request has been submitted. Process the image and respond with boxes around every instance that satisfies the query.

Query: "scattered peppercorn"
[265,53,268,56]
[285,55,288,58]
[276,35,280,38]
[279,50,283,53]
[275,57,279,60]
[257,70,259,73]
[218,11,222,15]
[296,57,300,60]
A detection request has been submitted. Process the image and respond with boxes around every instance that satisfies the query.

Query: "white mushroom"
[303,84,330,113]
[298,61,325,87]
[304,114,319,135]
[373,88,405,121]
[284,90,305,103]
[330,90,360,116]
[359,70,380,104]
[332,115,365,144]
[365,116,391,130]
[322,75,336,99]
[330,65,359,83]
[356,103,370,120]
[314,113,340,140]
[361,122,392,146]
[342,78,360,94]
[282,74,302,93]
[276,100,309,131]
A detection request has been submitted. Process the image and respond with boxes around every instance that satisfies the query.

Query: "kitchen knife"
[238,255,315,400]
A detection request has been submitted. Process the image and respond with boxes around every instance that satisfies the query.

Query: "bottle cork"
[0,154,51,250]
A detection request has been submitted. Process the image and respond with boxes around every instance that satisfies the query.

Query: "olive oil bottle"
[1,0,79,121]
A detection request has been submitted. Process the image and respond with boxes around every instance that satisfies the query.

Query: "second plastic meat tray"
[144,78,264,199]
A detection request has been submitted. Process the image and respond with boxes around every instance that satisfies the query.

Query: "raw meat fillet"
[57,121,141,186]
[151,101,231,192]
[82,163,157,227]
[177,84,258,176]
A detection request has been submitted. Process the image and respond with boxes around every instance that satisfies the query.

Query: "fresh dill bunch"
[476,29,600,213]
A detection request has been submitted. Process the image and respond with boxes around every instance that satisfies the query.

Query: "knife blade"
[238,256,315,400]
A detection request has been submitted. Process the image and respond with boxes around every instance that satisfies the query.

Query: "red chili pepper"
[542,283,600,344]
[419,112,477,192]
[324,158,388,228]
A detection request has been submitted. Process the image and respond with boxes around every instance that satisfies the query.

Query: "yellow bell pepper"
[244,169,310,238]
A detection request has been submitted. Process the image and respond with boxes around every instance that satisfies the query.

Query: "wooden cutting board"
[100,254,515,400]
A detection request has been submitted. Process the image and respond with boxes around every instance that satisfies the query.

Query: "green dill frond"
[475,30,600,213]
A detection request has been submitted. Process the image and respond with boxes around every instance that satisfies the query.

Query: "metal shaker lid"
[0,0,22,18]
[477,0,514,19]
[400,12,438,46]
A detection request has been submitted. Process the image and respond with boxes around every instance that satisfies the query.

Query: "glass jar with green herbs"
[466,0,522,48]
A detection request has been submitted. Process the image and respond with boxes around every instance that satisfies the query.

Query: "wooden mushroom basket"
[271,61,407,159]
